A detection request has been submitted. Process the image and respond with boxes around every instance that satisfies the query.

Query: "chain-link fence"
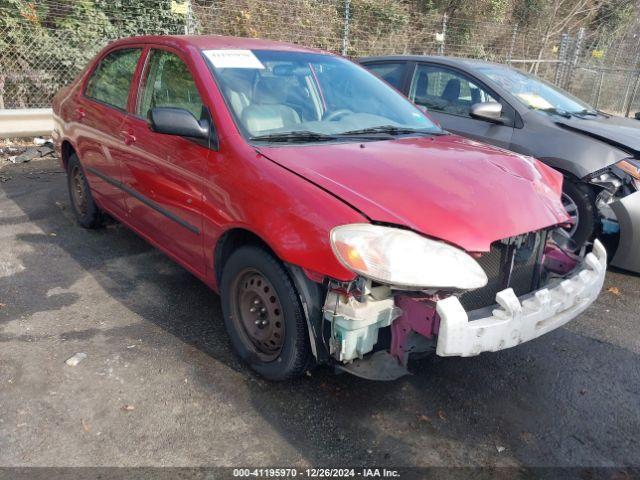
[1,0,639,117]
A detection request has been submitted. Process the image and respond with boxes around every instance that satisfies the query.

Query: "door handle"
[121,129,136,145]
[74,108,86,121]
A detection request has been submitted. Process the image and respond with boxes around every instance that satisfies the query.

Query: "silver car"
[360,55,640,272]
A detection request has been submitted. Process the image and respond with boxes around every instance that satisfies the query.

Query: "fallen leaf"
[0,303,5,309]
[437,410,447,421]
[580,388,587,395]
[49,232,57,237]
[496,445,506,453]
[417,414,431,423]
[121,404,135,412]
[607,287,621,297]
[81,418,91,433]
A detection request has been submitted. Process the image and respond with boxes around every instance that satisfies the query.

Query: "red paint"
[391,296,440,365]
[543,243,579,275]
[52,35,569,295]
[259,136,569,252]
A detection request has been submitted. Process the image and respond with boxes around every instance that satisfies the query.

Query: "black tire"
[67,154,103,229]
[220,246,311,381]
[562,177,597,250]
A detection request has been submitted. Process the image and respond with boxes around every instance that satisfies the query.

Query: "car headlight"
[587,159,640,192]
[330,224,488,290]
[616,159,640,189]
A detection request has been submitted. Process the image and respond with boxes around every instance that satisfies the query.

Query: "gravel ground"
[0,157,639,469]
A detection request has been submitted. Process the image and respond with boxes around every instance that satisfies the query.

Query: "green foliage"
[0,0,185,107]
[417,0,509,22]
[350,0,410,34]
[591,0,635,33]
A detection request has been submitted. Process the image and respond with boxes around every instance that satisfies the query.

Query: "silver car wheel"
[562,192,580,237]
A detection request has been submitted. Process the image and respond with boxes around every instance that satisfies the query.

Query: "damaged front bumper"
[610,190,640,272]
[435,239,607,357]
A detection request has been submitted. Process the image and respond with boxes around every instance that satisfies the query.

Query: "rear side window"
[85,48,142,110]
[137,50,204,119]
[365,62,406,90]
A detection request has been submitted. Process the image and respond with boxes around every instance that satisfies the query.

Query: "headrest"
[253,77,286,104]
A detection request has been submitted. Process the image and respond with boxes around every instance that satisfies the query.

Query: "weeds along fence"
[1,0,640,117]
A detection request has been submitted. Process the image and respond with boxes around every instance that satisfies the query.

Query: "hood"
[258,135,569,252]
[555,114,640,156]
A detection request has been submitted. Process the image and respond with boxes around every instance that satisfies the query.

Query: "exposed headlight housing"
[586,159,640,196]
[616,159,640,189]
[330,224,488,290]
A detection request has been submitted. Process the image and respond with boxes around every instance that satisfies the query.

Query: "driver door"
[408,63,515,149]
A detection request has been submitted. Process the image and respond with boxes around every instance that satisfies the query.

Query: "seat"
[413,71,430,105]
[471,87,482,105]
[219,69,253,118]
[416,71,429,95]
[414,72,447,110]
[441,78,461,103]
[241,77,301,135]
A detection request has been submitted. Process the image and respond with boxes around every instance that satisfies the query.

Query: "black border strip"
[86,166,200,235]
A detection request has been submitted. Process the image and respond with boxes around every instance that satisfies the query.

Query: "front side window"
[475,65,594,114]
[365,62,406,90]
[137,50,204,119]
[204,49,441,141]
[85,48,142,110]
[409,64,497,117]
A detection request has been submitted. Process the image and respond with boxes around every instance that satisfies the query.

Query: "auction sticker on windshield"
[204,49,265,69]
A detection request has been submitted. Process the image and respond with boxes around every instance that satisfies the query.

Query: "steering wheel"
[323,109,353,121]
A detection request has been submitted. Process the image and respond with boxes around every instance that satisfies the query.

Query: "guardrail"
[0,108,53,138]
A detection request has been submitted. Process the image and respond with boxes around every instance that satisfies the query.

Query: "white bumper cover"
[435,240,607,357]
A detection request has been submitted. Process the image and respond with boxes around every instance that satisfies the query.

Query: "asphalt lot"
[0,157,639,468]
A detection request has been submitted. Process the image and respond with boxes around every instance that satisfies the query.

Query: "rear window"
[85,48,142,110]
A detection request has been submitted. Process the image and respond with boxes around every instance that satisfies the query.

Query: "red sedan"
[52,36,607,381]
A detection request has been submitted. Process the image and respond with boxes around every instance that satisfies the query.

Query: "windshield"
[204,49,442,141]
[475,65,595,115]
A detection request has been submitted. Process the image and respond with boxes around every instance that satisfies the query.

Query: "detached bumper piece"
[435,239,607,357]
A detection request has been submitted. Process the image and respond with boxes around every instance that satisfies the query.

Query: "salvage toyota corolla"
[52,36,607,381]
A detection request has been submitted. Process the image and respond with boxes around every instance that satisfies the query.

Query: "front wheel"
[561,177,597,250]
[220,246,311,381]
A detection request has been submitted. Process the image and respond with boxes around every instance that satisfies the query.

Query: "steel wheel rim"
[561,192,579,237]
[70,165,88,215]
[230,268,285,362]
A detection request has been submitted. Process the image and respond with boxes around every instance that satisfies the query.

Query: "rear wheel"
[67,154,103,229]
[220,246,311,380]
[562,177,597,250]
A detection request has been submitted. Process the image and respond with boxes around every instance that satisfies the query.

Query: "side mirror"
[470,102,504,124]
[148,107,210,139]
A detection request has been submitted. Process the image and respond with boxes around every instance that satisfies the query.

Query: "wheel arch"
[60,139,77,171]
[213,227,328,363]
[214,228,278,285]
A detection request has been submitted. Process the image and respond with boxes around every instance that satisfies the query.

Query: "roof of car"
[108,35,330,55]
[358,55,506,69]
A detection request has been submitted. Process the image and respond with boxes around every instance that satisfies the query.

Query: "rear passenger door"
[121,47,209,276]
[76,47,142,216]
[408,63,515,148]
